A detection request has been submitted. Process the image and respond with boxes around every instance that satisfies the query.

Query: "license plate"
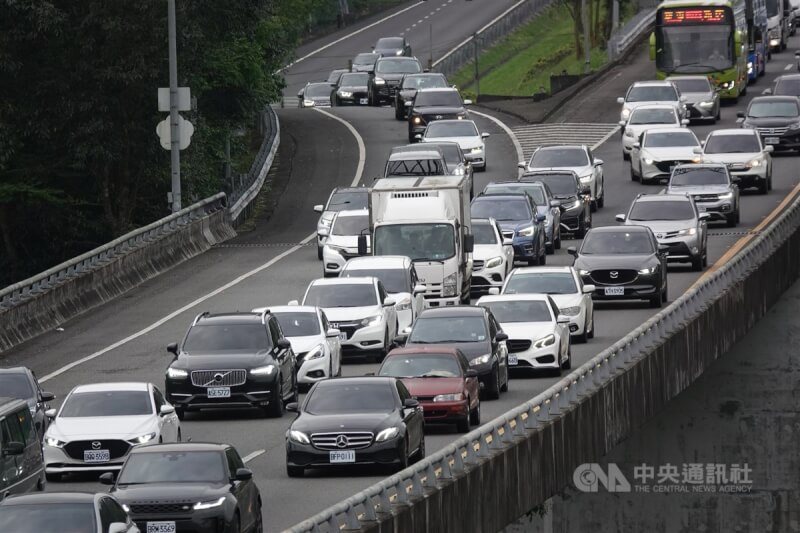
[604,287,625,296]
[359,98,368,104]
[765,137,780,144]
[508,354,519,365]
[83,450,110,463]
[207,387,230,398]
[339,332,348,341]
[329,450,355,463]
[697,205,707,212]
[147,522,176,533]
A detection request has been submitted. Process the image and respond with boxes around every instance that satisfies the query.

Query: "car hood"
[112,482,228,504]
[293,412,394,433]
[626,123,678,137]
[624,101,680,111]
[743,116,800,127]
[547,293,584,309]
[497,220,534,232]
[338,84,368,92]
[473,244,504,260]
[175,352,274,369]
[640,146,698,160]
[321,306,382,322]
[352,65,374,72]
[422,136,482,149]
[681,91,714,104]
[574,253,656,270]
[400,377,465,397]
[626,219,694,234]
[530,165,592,177]
[499,322,555,341]
[48,415,155,440]
[412,105,466,115]
[325,234,369,249]
[286,335,326,354]
[406,341,490,359]
[700,152,761,163]
[375,49,403,56]
[667,184,732,195]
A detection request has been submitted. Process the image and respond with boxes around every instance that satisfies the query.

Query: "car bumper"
[396,308,414,333]
[464,149,485,167]
[297,355,333,384]
[686,102,716,119]
[758,131,800,150]
[727,165,768,185]
[44,445,129,474]
[560,210,585,232]
[286,438,405,468]
[561,308,587,336]
[622,135,637,153]
[322,247,348,275]
[341,322,386,355]
[580,275,661,301]
[336,92,369,104]
[507,344,561,370]
[471,264,506,294]
[130,509,226,533]
[423,296,461,308]
[693,200,735,220]
[656,236,702,262]
[511,236,537,260]
[408,123,427,137]
[165,377,279,410]
[419,400,469,422]
[374,85,399,102]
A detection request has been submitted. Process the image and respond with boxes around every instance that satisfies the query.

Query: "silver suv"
[616,193,709,271]
[666,163,740,227]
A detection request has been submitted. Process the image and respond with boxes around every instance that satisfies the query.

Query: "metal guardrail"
[607,8,656,61]
[286,192,800,531]
[0,193,228,310]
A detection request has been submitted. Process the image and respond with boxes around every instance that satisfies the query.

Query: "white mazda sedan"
[43,382,181,480]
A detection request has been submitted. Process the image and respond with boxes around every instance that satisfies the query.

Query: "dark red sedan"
[377,346,481,433]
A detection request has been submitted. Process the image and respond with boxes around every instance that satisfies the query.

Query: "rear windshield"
[774,78,800,95]
[670,167,728,186]
[479,300,553,323]
[472,223,498,244]
[425,121,478,137]
[339,73,368,85]
[644,131,698,148]
[521,175,577,195]
[331,214,369,236]
[60,390,152,417]
[629,108,676,124]
[471,198,531,221]
[273,312,321,336]
[628,200,695,221]
[118,451,227,483]
[402,75,448,89]
[484,184,545,205]
[0,374,33,400]
[305,84,331,97]
[306,383,396,413]
[385,158,445,176]
[0,503,97,533]
[304,284,377,307]
[327,191,368,211]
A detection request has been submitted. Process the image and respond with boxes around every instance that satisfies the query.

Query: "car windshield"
[414,91,463,107]
[429,143,463,166]
[385,158,445,176]
[327,70,346,83]
[472,224,498,244]
[644,131,698,147]
[0,503,97,533]
[425,121,478,137]
[629,108,676,124]
[523,175,577,196]
[379,354,462,378]
[305,383,397,414]
[402,75,447,89]
[340,73,368,85]
[484,184,545,205]
[748,101,800,118]
[305,84,331,97]
[327,191,368,211]
[669,79,710,92]
[471,199,531,221]
[376,37,403,49]
[374,223,456,261]
[118,451,227,484]
[331,214,368,236]
[626,86,678,102]
[273,312,321,336]
[60,390,151,417]
[304,284,377,308]
[0,374,33,400]
[503,272,577,295]
[354,53,378,65]
[341,268,407,293]
[774,78,800,96]
[183,323,272,353]
[628,200,695,221]
[670,167,728,186]
[376,59,421,74]
[409,316,488,343]
[703,134,761,154]
[581,231,654,254]
[529,148,588,167]
[480,300,553,323]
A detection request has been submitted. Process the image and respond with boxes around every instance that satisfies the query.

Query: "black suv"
[165,311,298,419]
[394,72,449,119]
[0,366,55,440]
[407,87,470,143]
[368,57,423,106]
[520,170,592,238]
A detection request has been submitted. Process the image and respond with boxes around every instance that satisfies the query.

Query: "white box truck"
[357,175,474,307]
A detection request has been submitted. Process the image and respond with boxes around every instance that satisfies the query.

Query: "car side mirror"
[550,199,561,207]
[413,284,427,294]
[392,335,408,347]
[481,132,490,138]
[296,90,304,98]
[567,246,578,257]
[277,338,292,350]
[286,402,299,412]
[287,300,299,306]
[692,147,702,154]
[463,99,473,105]
[464,233,474,253]
[327,328,340,337]
[795,51,800,57]
[465,369,479,378]
[765,145,774,153]
[99,472,116,485]
[583,284,595,293]
[2,441,24,456]
[383,297,396,306]
[535,214,546,223]
[313,204,324,213]
[557,315,571,324]
[167,342,178,355]
[517,161,527,169]
[357,234,368,255]
[159,404,175,416]
[618,120,626,127]
[502,238,513,246]
[762,88,773,95]
[632,142,640,149]
[700,139,705,146]
[594,159,604,166]
[737,111,745,118]
[404,398,420,408]
[40,391,55,402]
[615,214,626,222]
[487,287,500,295]
[616,97,625,104]
[495,332,509,342]
[414,133,422,140]
[109,523,130,533]
[698,212,711,221]
[45,408,56,419]
[234,468,253,481]
[404,100,413,107]
[681,119,690,126]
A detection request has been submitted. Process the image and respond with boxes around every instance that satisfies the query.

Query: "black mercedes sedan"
[737,95,800,151]
[568,226,668,308]
[285,377,425,477]
[332,72,370,106]
[101,442,262,533]
[407,87,470,143]
[165,311,298,419]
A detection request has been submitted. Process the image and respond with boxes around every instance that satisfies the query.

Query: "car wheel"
[662,279,668,303]
[374,329,389,363]
[561,346,572,370]
[175,407,185,421]
[727,213,737,227]
[287,374,299,404]
[500,363,509,392]
[396,439,410,472]
[575,217,587,239]
[691,253,704,271]
[266,380,285,418]
[415,435,426,462]
[230,513,240,533]
[597,187,604,208]
[317,245,323,260]
[590,199,597,213]
[485,365,501,400]
[538,247,547,265]
[45,472,62,482]
[576,319,588,344]
[649,293,662,308]
[456,414,470,433]
[587,313,595,339]
[546,241,554,254]
[287,464,304,478]
[630,164,639,181]
[758,178,768,195]
[469,400,481,426]
[768,173,773,191]
[623,150,630,161]
[254,503,264,533]
[555,229,562,249]
[395,104,403,120]
[715,105,721,120]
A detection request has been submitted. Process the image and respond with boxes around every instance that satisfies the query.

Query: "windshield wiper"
[661,62,721,74]
[415,257,446,263]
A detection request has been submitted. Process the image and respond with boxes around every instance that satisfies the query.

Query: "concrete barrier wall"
[0,206,235,352]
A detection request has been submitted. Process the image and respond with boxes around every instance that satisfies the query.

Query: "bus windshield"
[656,25,734,73]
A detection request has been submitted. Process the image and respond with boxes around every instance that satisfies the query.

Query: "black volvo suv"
[165,310,298,419]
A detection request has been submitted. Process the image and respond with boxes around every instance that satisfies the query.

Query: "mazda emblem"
[336,435,349,448]
[92,441,101,450]
[609,271,619,279]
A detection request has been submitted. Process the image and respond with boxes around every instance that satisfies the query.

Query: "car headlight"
[469,354,491,366]
[288,429,310,444]
[433,393,464,402]
[361,314,382,327]
[395,50,403,55]
[644,158,654,165]
[579,175,592,182]
[563,200,581,210]
[128,432,157,445]
[374,77,386,85]
[789,122,800,130]
[559,306,581,316]
[469,147,482,153]
[718,192,733,200]
[747,61,753,69]
[194,497,226,510]
[305,344,325,360]
[45,437,66,448]
[339,91,352,97]
[166,367,188,379]
[413,116,422,124]
[395,297,412,311]
[748,157,763,168]
[251,364,277,376]
[625,129,635,138]
[621,107,631,119]
[677,227,697,236]
[578,269,590,276]
[638,266,656,274]
[442,272,458,297]
[376,427,400,442]
[517,225,535,236]
[532,334,556,349]
[720,81,732,90]
[485,256,503,268]
[122,504,130,513]
[303,99,315,107]
[457,113,466,119]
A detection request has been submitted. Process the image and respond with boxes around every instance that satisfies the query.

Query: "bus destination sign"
[661,7,728,24]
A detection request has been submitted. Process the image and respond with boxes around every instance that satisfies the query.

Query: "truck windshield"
[767,0,779,17]
[374,223,456,261]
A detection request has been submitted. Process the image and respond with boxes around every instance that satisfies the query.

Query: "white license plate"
[83,450,110,463]
[508,354,519,365]
[207,387,230,398]
[339,332,348,341]
[147,522,176,533]
[604,287,625,296]
[329,450,356,463]
[765,137,780,144]
[359,98,368,104]
[697,205,707,212]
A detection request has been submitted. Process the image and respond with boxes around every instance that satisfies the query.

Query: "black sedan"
[394,72,449,120]
[351,52,380,73]
[0,366,54,440]
[737,96,800,151]
[285,377,425,477]
[101,442,262,533]
[407,88,470,143]
[332,72,370,106]
[372,36,412,57]
[568,226,668,308]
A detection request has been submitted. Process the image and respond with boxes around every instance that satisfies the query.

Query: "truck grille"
[590,269,638,285]
[311,432,374,450]
[507,339,532,352]
[190,369,247,387]
[63,440,131,461]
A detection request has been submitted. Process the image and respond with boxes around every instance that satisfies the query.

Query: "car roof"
[0,397,28,411]
[707,128,758,136]
[386,346,462,357]
[478,294,551,303]
[631,104,677,111]
[423,141,463,149]
[332,208,369,218]
[486,181,539,187]
[1,492,98,506]
[131,442,229,454]
[674,162,726,169]
[644,127,693,135]
[522,169,578,176]
[310,276,377,286]
[315,376,397,387]
[415,87,459,93]
[307,81,333,87]
[267,305,319,314]
[71,382,150,393]
[418,306,486,318]
[630,80,676,87]
[194,312,267,325]
[633,193,691,203]
[510,266,575,275]
[750,95,800,103]
[331,186,367,194]
[342,256,411,269]
[427,119,476,126]
[0,366,30,376]
[389,148,444,159]
[776,73,800,80]
[474,193,530,202]
[589,225,651,234]
[666,75,711,81]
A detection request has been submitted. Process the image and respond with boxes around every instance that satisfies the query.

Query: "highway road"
[1,4,799,531]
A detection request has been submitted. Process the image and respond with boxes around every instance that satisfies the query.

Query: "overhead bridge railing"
[287,190,800,532]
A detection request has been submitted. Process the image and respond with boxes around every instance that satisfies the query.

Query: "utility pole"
[473,33,480,97]
[581,0,591,73]
[429,23,434,71]
[612,0,620,32]
[167,0,181,212]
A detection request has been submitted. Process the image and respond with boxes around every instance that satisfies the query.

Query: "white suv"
[471,218,514,295]
[617,80,688,124]
[322,209,370,277]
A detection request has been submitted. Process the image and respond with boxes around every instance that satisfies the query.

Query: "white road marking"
[469,109,524,163]
[40,111,367,383]
[243,449,266,463]
[406,27,411,32]
[785,63,793,70]
[424,15,429,19]
[412,23,417,27]
[510,123,619,158]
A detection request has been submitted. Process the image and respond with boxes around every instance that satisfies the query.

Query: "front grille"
[129,502,194,515]
[415,395,436,402]
[693,194,720,202]
[329,321,362,340]
[726,163,748,171]
[654,160,693,172]
[311,432,374,450]
[590,269,638,285]
[654,230,681,239]
[422,113,458,123]
[190,369,247,387]
[472,260,485,271]
[63,440,131,461]
[757,127,787,136]
[507,339,532,352]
